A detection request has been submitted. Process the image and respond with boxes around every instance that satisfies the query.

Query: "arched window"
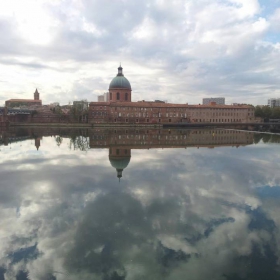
[125,93,128,101]
[110,92,112,100]
[117,92,120,100]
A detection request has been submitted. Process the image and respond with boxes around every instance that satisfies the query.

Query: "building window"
[169,119,171,122]
[125,93,128,101]
[114,119,117,122]
[159,119,161,122]
[110,92,112,100]
[126,118,128,123]
[117,92,120,100]
[147,119,149,122]
[116,149,119,155]
[136,119,139,123]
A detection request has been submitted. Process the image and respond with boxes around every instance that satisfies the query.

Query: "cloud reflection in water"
[0,128,280,279]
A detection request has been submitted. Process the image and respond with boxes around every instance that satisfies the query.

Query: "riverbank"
[9,121,280,129]
[9,122,163,128]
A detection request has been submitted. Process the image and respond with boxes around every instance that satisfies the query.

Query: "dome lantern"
[117,65,123,76]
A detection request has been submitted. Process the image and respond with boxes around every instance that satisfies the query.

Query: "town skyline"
[0,0,280,106]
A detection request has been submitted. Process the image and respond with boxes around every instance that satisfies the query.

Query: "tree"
[271,107,280,119]
[70,100,89,122]
[55,136,63,147]
[69,135,90,151]
[262,106,272,119]
[254,106,264,118]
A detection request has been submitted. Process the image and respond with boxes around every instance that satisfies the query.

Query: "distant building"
[268,98,280,108]
[98,95,105,102]
[203,97,225,105]
[50,102,59,108]
[5,89,42,107]
[98,92,109,102]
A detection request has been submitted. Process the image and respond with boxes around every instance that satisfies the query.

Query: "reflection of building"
[0,127,255,180]
[89,128,254,149]
[5,89,42,107]
[90,128,254,180]
[109,148,131,181]
[89,66,255,124]
[35,137,41,150]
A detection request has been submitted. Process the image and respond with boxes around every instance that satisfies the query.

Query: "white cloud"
[0,0,279,106]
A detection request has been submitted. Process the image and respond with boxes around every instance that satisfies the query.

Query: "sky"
[0,0,280,106]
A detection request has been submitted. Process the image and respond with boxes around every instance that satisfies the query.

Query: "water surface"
[0,128,280,280]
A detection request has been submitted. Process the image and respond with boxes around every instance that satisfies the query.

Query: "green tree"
[262,106,272,119]
[69,136,90,151]
[55,136,63,147]
[253,134,263,144]
[254,106,264,118]
[271,107,280,119]
[70,100,89,122]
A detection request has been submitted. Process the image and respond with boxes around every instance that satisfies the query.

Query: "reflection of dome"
[109,148,131,181]
[109,66,131,90]
[109,157,131,170]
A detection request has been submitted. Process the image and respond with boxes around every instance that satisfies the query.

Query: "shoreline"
[7,121,273,129]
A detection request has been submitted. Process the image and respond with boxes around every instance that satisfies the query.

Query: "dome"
[109,156,131,170]
[109,66,131,90]
[109,155,131,180]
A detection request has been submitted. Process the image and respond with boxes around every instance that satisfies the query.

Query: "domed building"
[89,65,256,125]
[108,65,132,102]
[109,148,131,181]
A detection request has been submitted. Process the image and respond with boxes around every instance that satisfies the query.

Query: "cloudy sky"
[0,0,280,106]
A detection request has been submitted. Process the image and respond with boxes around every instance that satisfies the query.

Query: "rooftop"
[6,99,42,102]
[89,101,253,109]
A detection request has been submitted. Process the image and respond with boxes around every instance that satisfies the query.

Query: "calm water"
[0,127,280,280]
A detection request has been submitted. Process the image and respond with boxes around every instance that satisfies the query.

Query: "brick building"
[89,67,255,125]
[5,89,42,107]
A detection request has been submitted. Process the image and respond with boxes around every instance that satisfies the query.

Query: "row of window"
[109,107,251,112]
[91,106,252,114]
[92,112,107,116]
[109,92,129,101]
[194,119,242,122]
[110,118,244,123]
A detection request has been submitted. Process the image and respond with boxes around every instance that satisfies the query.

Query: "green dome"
[109,66,131,90]
[109,76,131,90]
[109,157,131,170]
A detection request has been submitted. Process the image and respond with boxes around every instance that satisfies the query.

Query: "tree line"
[254,106,280,120]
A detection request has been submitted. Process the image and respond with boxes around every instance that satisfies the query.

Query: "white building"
[203,97,225,105]
[98,92,109,102]
[268,98,280,108]
[97,95,105,102]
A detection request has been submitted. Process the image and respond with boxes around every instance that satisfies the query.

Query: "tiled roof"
[6,99,41,102]
[89,101,253,109]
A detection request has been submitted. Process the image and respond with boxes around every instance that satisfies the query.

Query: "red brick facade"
[89,101,255,124]
[108,88,132,102]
